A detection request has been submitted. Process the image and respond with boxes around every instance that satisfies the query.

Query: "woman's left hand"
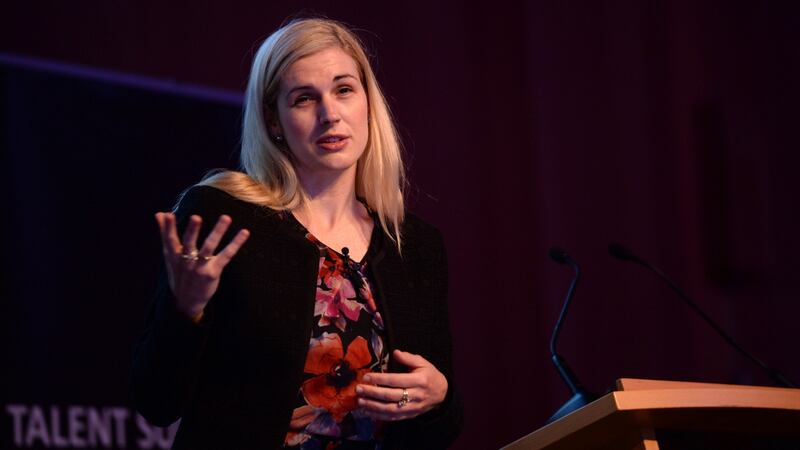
[356,349,448,421]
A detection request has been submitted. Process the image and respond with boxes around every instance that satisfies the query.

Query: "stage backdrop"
[3,1,800,449]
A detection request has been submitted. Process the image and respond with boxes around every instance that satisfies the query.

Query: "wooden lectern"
[502,378,800,450]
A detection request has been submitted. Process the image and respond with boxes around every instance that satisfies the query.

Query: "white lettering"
[4,403,151,449]
[135,414,155,449]
[135,415,179,449]
[26,405,51,447]
[5,404,27,447]
[110,407,129,448]
[67,406,87,447]
[165,421,179,448]
[87,407,111,447]
[50,406,69,447]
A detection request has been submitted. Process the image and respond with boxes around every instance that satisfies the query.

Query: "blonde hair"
[199,18,406,248]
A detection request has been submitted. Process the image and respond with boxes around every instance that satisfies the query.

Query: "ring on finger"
[397,388,410,408]
[181,248,200,261]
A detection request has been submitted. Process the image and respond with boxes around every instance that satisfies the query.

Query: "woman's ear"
[270,124,283,140]
[264,107,284,141]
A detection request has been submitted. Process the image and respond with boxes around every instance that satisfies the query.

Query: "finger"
[357,397,422,419]
[392,349,431,369]
[362,372,423,388]
[155,212,167,244]
[181,215,202,254]
[356,384,410,403]
[212,229,250,268]
[361,409,415,422]
[157,212,181,258]
[198,215,232,257]
[165,213,182,249]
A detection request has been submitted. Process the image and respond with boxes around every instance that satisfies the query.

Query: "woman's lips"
[316,136,349,151]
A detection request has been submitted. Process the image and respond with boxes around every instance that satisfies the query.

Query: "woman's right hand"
[155,212,250,322]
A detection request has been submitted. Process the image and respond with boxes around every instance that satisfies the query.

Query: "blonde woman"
[133,18,462,449]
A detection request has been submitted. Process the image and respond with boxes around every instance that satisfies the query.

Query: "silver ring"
[181,249,199,261]
[397,388,409,408]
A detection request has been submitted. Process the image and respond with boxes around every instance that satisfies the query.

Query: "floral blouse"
[283,232,388,449]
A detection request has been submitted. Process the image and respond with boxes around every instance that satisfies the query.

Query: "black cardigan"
[132,186,463,449]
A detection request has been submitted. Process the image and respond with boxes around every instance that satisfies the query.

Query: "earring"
[275,135,284,143]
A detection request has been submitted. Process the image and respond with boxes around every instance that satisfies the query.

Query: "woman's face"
[273,47,369,183]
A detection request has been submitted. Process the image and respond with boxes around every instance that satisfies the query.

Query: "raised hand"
[356,349,448,421]
[155,212,250,322]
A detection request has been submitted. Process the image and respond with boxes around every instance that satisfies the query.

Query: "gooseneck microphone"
[546,247,597,424]
[609,243,796,388]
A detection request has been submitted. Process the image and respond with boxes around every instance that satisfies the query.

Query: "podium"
[502,378,800,450]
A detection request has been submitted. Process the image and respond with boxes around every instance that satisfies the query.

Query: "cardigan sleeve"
[386,223,464,449]
[131,186,239,426]
[409,227,463,448]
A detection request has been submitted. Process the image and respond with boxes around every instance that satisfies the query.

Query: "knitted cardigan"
[132,185,463,449]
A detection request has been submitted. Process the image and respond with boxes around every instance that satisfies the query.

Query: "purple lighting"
[0,52,243,106]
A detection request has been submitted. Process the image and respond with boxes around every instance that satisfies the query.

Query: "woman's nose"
[318,97,341,125]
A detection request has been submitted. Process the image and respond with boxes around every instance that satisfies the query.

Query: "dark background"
[3,1,799,449]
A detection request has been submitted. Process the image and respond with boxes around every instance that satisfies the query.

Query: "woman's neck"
[294,168,367,231]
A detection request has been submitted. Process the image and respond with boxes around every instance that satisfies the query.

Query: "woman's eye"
[337,86,354,95]
[292,95,311,106]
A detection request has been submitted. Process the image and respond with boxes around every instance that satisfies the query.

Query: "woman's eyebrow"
[286,85,312,98]
[285,74,358,99]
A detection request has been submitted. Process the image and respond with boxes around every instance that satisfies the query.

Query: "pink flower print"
[315,273,362,330]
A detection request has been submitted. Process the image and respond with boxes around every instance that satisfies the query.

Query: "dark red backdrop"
[3,1,799,448]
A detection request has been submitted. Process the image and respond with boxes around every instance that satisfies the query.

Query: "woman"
[133,17,462,449]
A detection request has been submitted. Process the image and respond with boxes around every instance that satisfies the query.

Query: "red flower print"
[302,333,372,421]
[318,254,344,287]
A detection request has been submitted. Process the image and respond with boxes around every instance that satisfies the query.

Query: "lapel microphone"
[341,247,350,266]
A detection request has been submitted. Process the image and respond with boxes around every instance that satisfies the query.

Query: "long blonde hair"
[200,18,406,247]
